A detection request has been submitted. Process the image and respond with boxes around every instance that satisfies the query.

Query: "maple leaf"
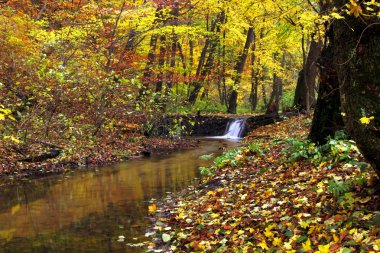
[374,239,380,250]
[264,228,274,238]
[284,241,293,250]
[316,244,330,253]
[258,240,269,250]
[273,237,282,246]
[302,238,312,251]
[348,0,363,17]
[148,204,157,214]
[299,220,309,229]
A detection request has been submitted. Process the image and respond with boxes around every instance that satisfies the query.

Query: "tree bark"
[294,39,322,111]
[333,9,380,177]
[249,49,259,111]
[227,27,255,114]
[309,24,344,145]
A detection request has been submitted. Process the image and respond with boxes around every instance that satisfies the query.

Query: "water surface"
[0,139,239,253]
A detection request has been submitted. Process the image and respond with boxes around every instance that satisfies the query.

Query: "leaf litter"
[146,115,380,252]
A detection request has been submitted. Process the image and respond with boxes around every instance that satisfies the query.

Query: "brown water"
[0,139,239,253]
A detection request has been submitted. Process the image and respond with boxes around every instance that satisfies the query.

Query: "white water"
[209,118,246,140]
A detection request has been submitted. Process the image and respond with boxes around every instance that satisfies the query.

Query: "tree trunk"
[309,24,344,145]
[265,73,280,114]
[266,54,284,114]
[294,39,322,111]
[227,27,255,114]
[188,12,225,104]
[155,35,166,94]
[138,6,163,99]
[139,34,158,98]
[249,50,259,111]
[333,10,380,177]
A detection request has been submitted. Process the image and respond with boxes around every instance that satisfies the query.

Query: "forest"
[0,0,379,252]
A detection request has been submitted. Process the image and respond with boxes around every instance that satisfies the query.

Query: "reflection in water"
[0,139,239,253]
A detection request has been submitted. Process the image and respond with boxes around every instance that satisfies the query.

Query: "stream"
[0,139,240,253]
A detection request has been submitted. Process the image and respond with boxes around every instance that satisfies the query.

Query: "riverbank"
[0,135,197,185]
[146,115,380,252]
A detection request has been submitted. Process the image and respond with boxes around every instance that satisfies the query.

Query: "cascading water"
[222,118,246,139]
[209,118,246,140]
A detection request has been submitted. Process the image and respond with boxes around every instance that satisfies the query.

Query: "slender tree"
[227,26,255,114]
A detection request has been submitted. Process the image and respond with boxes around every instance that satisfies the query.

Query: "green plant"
[199,153,214,160]
[199,166,213,176]
[281,131,360,164]
[327,178,353,198]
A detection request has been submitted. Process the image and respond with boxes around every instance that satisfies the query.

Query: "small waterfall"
[222,118,246,139]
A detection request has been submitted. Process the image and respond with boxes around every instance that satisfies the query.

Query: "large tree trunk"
[309,25,344,145]
[227,27,255,114]
[294,39,322,111]
[333,10,380,177]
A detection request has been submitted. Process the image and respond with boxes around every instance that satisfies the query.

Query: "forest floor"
[146,115,380,253]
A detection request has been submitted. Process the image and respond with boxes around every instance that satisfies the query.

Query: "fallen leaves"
[146,116,380,252]
[148,203,157,214]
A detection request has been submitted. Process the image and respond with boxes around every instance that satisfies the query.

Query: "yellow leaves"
[348,0,363,17]
[349,228,357,235]
[302,238,312,251]
[258,240,269,250]
[207,190,215,196]
[264,229,274,238]
[316,244,330,253]
[373,239,380,251]
[11,204,21,215]
[331,12,345,19]
[360,116,374,124]
[0,228,16,241]
[0,107,13,121]
[272,237,282,246]
[148,203,157,214]
[284,241,293,250]
[264,188,274,197]
[210,213,220,219]
[352,230,364,243]
[3,136,21,143]
[237,230,245,236]
[333,233,339,243]
[299,220,309,229]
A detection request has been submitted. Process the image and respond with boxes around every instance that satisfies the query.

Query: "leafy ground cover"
[146,115,380,252]
[0,127,196,184]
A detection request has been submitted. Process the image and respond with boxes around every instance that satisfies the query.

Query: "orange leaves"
[347,0,363,17]
[148,203,157,214]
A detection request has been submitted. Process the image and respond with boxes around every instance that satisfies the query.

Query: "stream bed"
[0,139,239,253]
